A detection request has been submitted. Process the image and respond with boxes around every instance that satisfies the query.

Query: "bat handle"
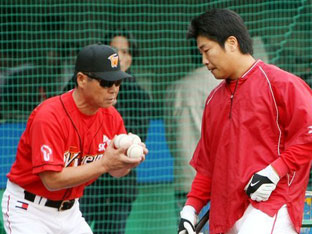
[195,210,210,234]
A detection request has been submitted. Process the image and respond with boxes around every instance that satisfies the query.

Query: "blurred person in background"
[165,60,220,221]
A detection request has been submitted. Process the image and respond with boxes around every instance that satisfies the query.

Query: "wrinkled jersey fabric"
[188,60,312,233]
[8,90,126,200]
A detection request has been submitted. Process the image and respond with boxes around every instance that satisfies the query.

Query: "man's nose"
[202,54,209,65]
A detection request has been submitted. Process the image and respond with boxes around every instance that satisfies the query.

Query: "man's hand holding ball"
[114,133,148,161]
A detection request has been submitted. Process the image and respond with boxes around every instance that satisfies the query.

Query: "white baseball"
[114,134,132,149]
[128,134,141,144]
[127,144,143,158]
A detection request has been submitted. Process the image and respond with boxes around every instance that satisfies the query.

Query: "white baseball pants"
[1,180,93,234]
[226,204,297,234]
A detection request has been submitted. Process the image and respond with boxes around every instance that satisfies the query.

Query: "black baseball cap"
[75,42,131,81]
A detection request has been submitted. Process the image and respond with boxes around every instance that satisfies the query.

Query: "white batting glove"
[178,205,197,234]
[245,165,280,202]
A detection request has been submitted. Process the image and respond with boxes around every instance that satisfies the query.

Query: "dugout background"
[0,1,312,233]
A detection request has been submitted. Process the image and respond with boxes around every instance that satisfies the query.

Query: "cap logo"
[108,53,119,68]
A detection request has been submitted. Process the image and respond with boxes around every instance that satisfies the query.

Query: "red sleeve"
[270,75,312,178]
[189,100,213,178]
[30,115,65,175]
[272,142,312,178]
[185,172,211,214]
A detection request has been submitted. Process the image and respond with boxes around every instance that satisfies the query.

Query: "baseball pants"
[1,180,93,234]
[226,204,297,234]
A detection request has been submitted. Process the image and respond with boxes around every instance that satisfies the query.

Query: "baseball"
[128,133,141,144]
[114,134,132,149]
[127,143,143,158]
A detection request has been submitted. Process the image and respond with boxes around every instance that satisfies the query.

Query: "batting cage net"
[0,1,312,233]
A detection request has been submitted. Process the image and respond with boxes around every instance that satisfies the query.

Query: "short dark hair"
[103,28,137,57]
[187,8,253,55]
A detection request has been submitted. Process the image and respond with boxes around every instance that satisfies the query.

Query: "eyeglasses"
[83,72,122,88]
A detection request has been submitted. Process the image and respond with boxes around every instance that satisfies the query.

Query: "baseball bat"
[195,209,210,234]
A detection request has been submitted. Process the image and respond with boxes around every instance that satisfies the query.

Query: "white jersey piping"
[259,65,295,186]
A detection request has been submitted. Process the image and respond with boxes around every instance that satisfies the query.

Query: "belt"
[24,190,75,211]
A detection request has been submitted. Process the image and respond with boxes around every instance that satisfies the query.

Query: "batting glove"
[178,205,197,234]
[245,165,280,202]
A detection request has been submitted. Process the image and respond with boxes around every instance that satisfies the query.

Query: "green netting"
[0,1,312,233]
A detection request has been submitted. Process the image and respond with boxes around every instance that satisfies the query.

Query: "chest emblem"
[98,134,111,151]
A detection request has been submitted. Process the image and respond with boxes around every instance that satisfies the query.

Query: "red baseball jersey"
[188,60,312,233]
[7,90,126,200]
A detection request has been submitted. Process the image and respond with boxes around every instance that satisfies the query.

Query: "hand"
[178,205,197,234]
[138,142,148,160]
[245,165,280,202]
[102,138,142,171]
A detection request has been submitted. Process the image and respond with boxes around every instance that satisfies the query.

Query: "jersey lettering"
[64,151,80,167]
[41,145,52,162]
[98,143,106,151]
[98,135,111,151]
[81,154,104,164]
[63,151,104,167]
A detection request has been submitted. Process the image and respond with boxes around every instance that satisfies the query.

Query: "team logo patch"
[308,126,312,134]
[98,134,111,151]
[108,53,119,68]
[64,146,80,167]
[41,145,53,162]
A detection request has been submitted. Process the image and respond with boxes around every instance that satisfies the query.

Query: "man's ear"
[225,36,239,52]
[76,72,87,87]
